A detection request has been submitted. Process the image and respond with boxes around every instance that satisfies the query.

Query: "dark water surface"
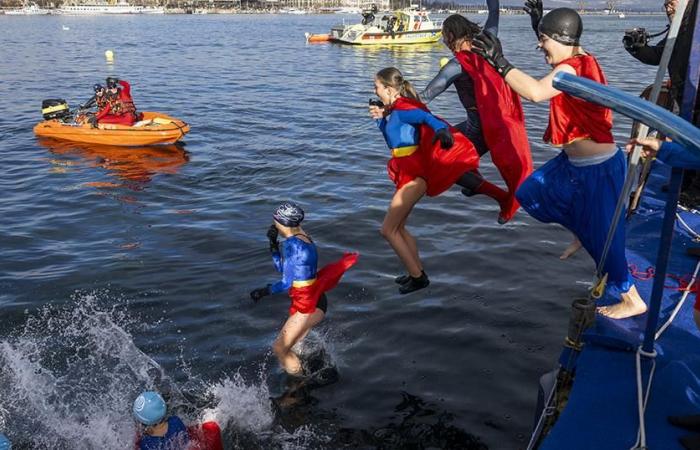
[0,13,665,449]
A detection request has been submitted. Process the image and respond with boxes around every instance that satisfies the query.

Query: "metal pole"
[642,0,700,354]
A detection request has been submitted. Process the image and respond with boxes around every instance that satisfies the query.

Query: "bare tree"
[606,0,618,12]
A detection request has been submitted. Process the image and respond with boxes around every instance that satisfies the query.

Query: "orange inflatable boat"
[34,112,190,146]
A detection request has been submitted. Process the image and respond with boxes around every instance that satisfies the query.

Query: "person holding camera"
[471,5,646,318]
[419,0,532,225]
[368,67,480,294]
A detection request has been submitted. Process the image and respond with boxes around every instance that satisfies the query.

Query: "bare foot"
[560,238,583,260]
[597,285,648,319]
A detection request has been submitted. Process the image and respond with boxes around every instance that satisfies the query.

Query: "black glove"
[267,224,279,253]
[88,115,98,128]
[523,0,543,38]
[472,30,515,77]
[432,128,454,150]
[250,286,271,303]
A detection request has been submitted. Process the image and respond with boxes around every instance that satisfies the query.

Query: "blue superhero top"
[376,106,447,150]
[139,416,189,450]
[420,0,500,109]
[657,141,700,169]
[269,235,318,294]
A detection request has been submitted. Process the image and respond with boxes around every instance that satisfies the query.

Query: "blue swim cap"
[93,83,104,92]
[133,391,166,426]
[273,201,305,227]
[0,433,11,450]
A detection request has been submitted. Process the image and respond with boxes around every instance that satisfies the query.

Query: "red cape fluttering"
[288,252,359,315]
[389,97,479,197]
[454,51,533,216]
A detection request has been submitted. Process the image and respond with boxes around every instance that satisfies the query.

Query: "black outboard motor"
[42,99,70,121]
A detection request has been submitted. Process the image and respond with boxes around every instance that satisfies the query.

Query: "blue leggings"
[516,150,632,293]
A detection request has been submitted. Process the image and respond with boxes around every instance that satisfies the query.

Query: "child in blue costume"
[370,68,479,294]
[250,202,358,375]
[133,391,189,450]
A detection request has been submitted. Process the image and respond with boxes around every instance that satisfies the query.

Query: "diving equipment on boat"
[538,8,583,46]
[41,99,70,121]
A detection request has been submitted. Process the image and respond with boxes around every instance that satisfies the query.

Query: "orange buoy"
[306,33,332,43]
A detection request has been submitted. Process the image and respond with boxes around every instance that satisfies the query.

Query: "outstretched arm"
[626,39,665,66]
[419,59,462,104]
[484,0,500,36]
[504,64,575,102]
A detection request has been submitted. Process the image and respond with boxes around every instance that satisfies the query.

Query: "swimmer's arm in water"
[504,64,576,103]
[420,59,462,104]
[484,0,500,36]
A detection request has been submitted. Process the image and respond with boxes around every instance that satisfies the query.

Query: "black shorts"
[316,294,328,314]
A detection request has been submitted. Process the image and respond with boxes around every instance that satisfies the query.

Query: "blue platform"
[541,162,700,450]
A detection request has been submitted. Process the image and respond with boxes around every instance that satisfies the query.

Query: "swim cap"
[133,391,166,426]
[538,8,583,46]
[0,433,11,450]
[273,202,305,227]
[93,84,104,92]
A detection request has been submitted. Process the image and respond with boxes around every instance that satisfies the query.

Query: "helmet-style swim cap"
[273,202,305,227]
[538,8,583,46]
[133,391,166,426]
[0,433,11,450]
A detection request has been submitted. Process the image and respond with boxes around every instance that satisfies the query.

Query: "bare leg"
[597,284,648,319]
[273,309,325,375]
[560,236,583,260]
[381,179,427,277]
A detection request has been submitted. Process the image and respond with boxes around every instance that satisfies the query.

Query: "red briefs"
[288,252,359,315]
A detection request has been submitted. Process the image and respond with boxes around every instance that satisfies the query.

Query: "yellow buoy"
[105,50,114,62]
[439,57,450,68]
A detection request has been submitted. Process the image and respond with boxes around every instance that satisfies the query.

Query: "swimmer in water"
[133,391,189,450]
[250,202,358,375]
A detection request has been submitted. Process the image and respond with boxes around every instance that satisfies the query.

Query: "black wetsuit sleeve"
[627,39,665,66]
[419,59,463,104]
[484,0,500,36]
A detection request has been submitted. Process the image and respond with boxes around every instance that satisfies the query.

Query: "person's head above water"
[0,433,11,450]
[536,8,583,65]
[93,83,105,95]
[441,14,481,53]
[273,201,305,230]
[133,391,166,426]
[374,67,419,105]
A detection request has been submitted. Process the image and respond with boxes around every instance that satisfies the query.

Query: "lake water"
[0,12,666,449]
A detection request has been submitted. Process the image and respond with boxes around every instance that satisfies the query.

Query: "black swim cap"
[273,202,305,227]
[538,8,583,46]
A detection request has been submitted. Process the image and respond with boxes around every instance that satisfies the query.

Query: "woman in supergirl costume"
[369,67,479,295]
[250,202,358,375]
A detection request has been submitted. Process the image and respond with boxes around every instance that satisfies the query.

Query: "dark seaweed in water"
[331,392,488,449]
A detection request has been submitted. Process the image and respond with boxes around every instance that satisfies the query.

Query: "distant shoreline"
[0,8,667,15]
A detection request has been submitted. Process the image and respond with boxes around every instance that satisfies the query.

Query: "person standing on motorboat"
[471,5,646,318]
[96,77,138,126]
[417,0,533,224]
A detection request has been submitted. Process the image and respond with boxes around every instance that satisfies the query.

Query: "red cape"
[389,97,479,197]
[454,51,533,205]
